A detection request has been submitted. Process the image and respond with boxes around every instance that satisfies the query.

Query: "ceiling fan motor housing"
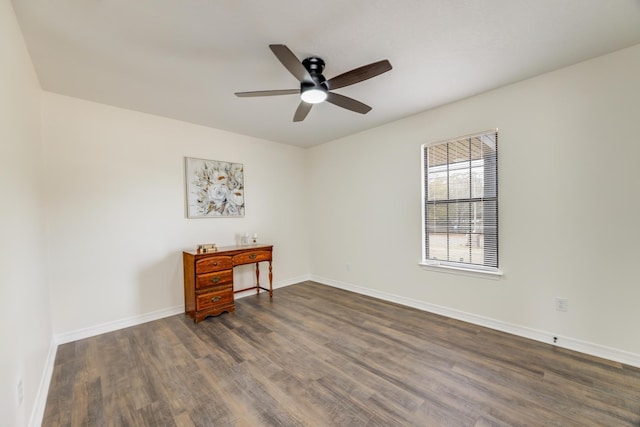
[302,57,327,87]
[302,57,325,75]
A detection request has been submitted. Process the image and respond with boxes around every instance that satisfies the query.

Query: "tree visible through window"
[422,130,498,271]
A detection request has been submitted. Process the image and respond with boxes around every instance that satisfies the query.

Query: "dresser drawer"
[233,251,271,265]
[196,269,233,290]
[196,286,233,311]
[196,256,233,274]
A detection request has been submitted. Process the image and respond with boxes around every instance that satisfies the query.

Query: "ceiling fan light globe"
[300,88,327,104]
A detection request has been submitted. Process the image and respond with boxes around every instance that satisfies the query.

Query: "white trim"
[310,275,640,369]
[54,305,184,345]
[54,275,311,344]
[234,274,311,299]
[419,261,503,278]
[29,338,57,427]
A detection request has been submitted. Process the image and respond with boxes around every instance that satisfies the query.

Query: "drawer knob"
[211,277,220,283]
[249,254,257,260]
[211,296,221,303]
[213,262,218,266]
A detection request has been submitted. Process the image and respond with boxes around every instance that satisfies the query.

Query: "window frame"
[420,129,502,276]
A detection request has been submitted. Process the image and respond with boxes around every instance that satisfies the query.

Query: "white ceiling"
[12,0,640,147]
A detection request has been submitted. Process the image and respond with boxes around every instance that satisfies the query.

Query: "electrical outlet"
[555,297,569,312]
[346,263,351,272]
[17,379,23,407]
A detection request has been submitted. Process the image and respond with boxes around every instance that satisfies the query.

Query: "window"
[421,130,498,273]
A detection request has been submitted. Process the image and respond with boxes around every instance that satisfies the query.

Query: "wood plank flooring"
[43,281,640,426]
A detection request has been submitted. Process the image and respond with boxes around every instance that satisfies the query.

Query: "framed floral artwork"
[185,157,245,218]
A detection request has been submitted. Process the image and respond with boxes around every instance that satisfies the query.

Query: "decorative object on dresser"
[196,243,218,253]
[182,244,273,323]
[184,157,245,218]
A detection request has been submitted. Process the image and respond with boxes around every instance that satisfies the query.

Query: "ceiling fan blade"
[235,89,299,97]
[326,60,392,90]
[269,44,312,83]
[293,101,312,122]
[326,92,372,114]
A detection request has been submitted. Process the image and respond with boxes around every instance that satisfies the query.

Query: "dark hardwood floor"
[43,281,640,426]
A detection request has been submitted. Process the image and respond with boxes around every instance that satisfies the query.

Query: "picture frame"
[185,157,245,218]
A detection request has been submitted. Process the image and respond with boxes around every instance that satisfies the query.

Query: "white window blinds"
[422,130,498,271]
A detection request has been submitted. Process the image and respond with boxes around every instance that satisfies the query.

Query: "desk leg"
[268,260,273,299]
[255,262,260,294]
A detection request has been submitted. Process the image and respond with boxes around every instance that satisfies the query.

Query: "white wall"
[42,93,310,336]
[0,1,52,425]
[308,44,640,359]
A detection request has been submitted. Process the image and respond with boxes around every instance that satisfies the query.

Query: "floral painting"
[185,157,245,218]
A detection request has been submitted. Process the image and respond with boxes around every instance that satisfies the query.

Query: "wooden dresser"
[182,244,273,323]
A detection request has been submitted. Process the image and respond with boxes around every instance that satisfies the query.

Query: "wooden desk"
[183,244,273,323]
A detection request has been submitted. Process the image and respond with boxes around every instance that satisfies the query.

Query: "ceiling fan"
[235,44,392,122]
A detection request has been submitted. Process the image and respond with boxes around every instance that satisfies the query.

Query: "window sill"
[419,261,503,279]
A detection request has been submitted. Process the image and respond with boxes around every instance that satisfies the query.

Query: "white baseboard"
[311,275,640,369]
[54,305,184,345]
[29,338,57,427]
[275,274,312,288]
[55,275,311,345]
[234,274,311,299]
